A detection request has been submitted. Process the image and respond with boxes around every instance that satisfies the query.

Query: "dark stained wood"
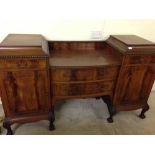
[48,41,105,51]
[123,55,150,65]
[0,48,44,56]
[0,34,49,56]
[113,65,148,107]
[51,66,119,82]
[53,81,114,97]
[150,56,155,64]
[106,35,155,54]
[0,58,47,70]
[1,34,44,47]
[111,35,155,46]
[110,35,155,117]
[0,34,155,134]
[52,68,96,82]
[96,66,119,80]
[49,37,155,124]
[49,41,121,117]
[0,34,52,134]
[50,50,121,67]
[49,41,122,67]
[102,96,116,123]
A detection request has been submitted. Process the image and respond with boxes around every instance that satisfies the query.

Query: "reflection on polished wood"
[0,34,155,134]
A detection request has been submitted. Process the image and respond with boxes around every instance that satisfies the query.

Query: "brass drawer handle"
[17,62,28,68]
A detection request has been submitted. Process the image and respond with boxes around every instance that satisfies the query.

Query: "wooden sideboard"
[0,34,155,134]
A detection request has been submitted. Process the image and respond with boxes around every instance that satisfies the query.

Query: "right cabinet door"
[113,65,155,111]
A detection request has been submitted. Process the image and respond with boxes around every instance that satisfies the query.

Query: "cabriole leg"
[102,96,116,123]
[3,120,13,135]
[49,107,55,131]
[139,104,150,119]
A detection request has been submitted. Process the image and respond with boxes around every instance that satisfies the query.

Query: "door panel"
[113,65,150,107]
[121,66,147,102]
[0,70,50,116]
[140,66,155,100]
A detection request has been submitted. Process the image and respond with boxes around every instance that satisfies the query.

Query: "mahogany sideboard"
[0,34,155,135]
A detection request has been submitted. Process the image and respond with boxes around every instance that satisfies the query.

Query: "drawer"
[52,68,95,82]
[52,67,119,82]
[95,66,119,80]
[84,81,114,94]
[0,59,47,70]
[124,56,150,65]
[53,83,84,96]
[53,81,114,97]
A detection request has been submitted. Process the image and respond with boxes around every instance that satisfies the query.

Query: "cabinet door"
[113,65,155,110]
[0,70,50,116]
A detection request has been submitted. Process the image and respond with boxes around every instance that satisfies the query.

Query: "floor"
[0,92,155,135]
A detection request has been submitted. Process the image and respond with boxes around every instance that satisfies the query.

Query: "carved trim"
[0,55,49,59]
[125,53,155,56]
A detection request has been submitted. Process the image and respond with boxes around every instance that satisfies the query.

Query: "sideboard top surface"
[0,34,49,57]
[111,35,155,46]
[107,35,155,54]
[0,34,43,47]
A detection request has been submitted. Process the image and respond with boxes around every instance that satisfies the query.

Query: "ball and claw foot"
[139,104,149,120]
[3,121,13,135]
[48,107,55,131]
[7,129,13,135]
[49,123,55,131]
[107,117,114,123]
[101,95,116,123]
[139,113,146,119]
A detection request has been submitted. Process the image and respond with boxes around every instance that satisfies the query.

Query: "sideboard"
[0,34,154,134]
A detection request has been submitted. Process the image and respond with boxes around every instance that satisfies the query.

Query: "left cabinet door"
[0,70,50,117]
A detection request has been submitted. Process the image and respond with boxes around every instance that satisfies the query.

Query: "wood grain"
[0,34,155,134]
[0,34,52,134]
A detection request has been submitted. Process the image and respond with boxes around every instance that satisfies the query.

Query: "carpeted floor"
[0,92,155,135]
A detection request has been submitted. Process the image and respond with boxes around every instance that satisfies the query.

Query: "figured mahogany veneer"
[0,34,54,135]
[0,34,155,134]
[0,58,47,70]
[49,41,121,105]
[53,81,114,97]
[107,35,155,116]
[51,66,119,82]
